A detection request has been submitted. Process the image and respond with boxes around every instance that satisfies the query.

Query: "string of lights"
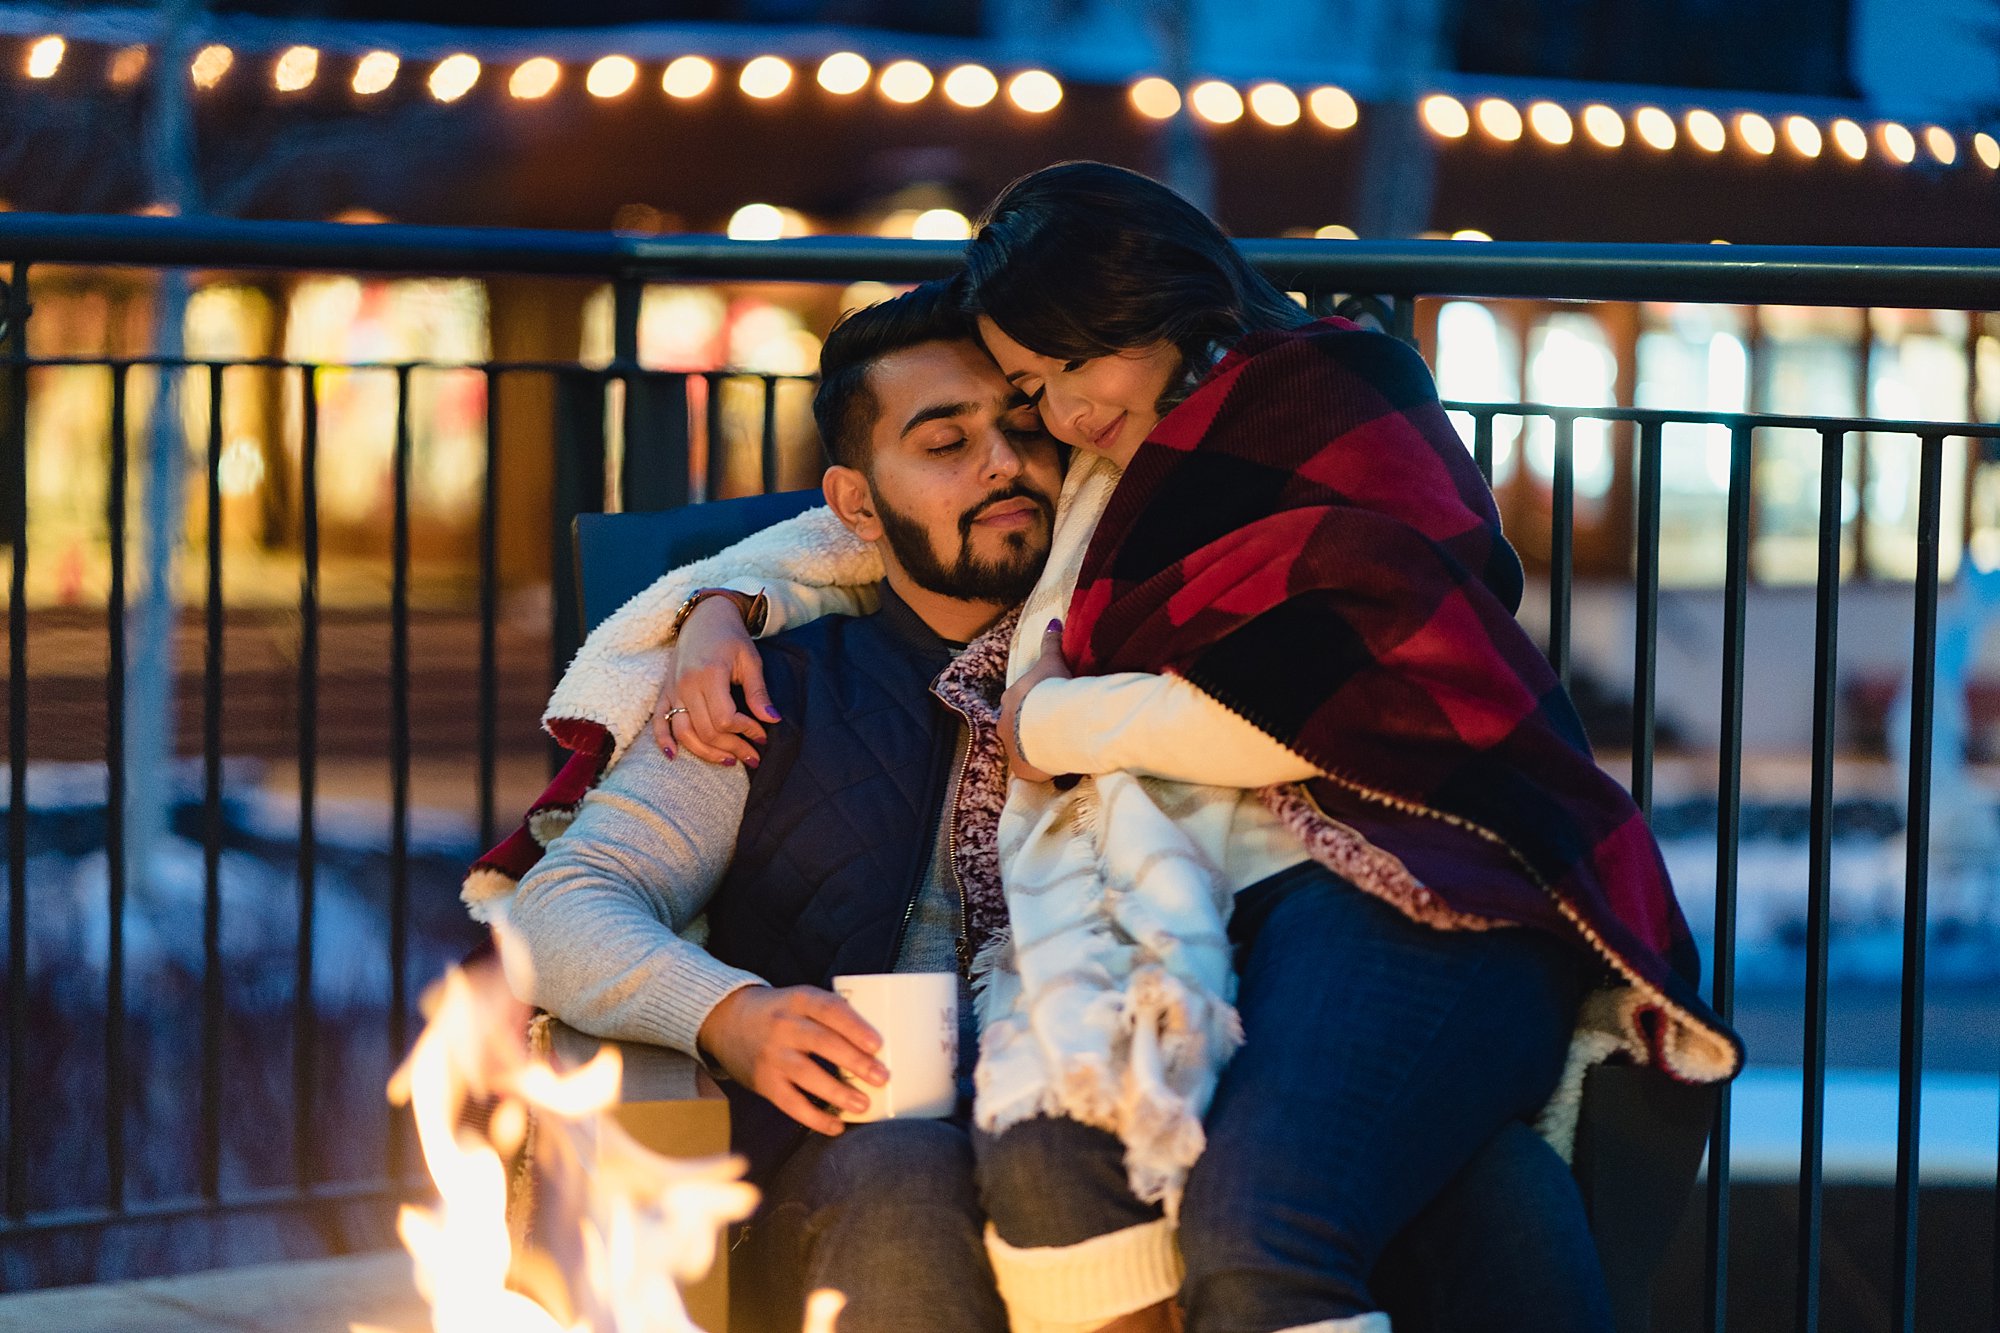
[13,32,2000,177]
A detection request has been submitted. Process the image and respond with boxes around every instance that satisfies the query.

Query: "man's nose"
[979,428,1025,481]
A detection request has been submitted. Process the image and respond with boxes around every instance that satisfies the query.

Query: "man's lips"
[971,497,1044,528]
[1085,412,1127,451]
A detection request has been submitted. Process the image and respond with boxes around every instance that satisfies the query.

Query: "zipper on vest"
[928,688,977,977]
[885,712,963,971]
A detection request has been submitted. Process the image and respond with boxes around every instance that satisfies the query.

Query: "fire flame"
[377,949,762,1332]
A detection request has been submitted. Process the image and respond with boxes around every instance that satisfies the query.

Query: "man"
[505,281,1075,1332]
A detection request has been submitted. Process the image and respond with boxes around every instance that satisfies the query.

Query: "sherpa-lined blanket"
[1063,317,1743,1089]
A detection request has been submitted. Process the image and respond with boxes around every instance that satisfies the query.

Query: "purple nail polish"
[1047,618,1061,632]
[722,756,737,767]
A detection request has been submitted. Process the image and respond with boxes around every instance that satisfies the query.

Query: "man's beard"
[875,482,1054,605]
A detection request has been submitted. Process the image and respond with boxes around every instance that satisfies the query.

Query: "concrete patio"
[0,1250,427,1333]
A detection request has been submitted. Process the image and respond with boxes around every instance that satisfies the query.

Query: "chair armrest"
[546,1019,726,1104]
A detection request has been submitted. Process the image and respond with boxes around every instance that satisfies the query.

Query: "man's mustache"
[959,483,1057,540]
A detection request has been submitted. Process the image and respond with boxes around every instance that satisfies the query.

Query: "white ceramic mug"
[830,972,958,1122]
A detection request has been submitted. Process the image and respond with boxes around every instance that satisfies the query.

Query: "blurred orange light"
[662,56,715,98]
[1582,104,1625,147]
[1130,77,1180,120]
[509,57,559,100]
[1248,83,1300,127]
[943,64,997,107]
[353,51,399,96]
[1784,116,1822,158]
[1925,125,1957,164]
[1191,80,1243,124]
[816,52,869,95]
[1831,118,1868,160]
[1420,94,1469,138]
[1308,86,1357,130]
[1634,106,1676,150]
[1880,122,1916,163]
[1476,98,1522,142]
[740,56,793,99]
[1736,112,1776,155]
[1528,101,1572,144]
[587,55,637,98]
[1007,70,1062,113]
[1686,109,1726,152]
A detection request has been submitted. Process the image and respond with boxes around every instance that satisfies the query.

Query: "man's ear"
[822,465,883,542]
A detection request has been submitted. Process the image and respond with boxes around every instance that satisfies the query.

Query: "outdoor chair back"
[573,493,1716,1333]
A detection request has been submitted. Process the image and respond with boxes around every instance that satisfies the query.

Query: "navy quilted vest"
[704,587,961,985]
[702,587,963,1180]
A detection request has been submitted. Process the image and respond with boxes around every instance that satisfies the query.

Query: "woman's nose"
[1043,384,1091,446]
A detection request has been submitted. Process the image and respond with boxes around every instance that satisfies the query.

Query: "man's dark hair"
[813,279,974,471]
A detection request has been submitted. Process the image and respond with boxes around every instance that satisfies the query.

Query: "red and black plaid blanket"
[1066,317,1739,1081]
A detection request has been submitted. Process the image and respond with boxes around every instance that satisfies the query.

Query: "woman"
[524,163,1741,1332]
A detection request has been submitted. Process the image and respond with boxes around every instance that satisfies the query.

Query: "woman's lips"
[1085,412,1127,452]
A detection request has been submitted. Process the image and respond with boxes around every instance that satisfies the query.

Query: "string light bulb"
[1315,224,1358,240]
[1130,76,1180,120]
[1528,101,1572,145]
[662,56,715,98]
[943,64,998,107]
[739,56,793,99]
[1420,94,1469,138]
[1925,125,1957,164]
[1880,122,1916,164]
[1831,118,1868,160]
[508,57,559,100]
[878,60,932,104]
[817,52,869,95]
[25,36,63,80]
[1975,132,2000,170]
[352,51,398,96]
[1007,69,1062,113]
[190,44,232,89]
[1476,98,1522,142]
[586,55,637,98]
[428,53,480,103]
[1308,86,1358,130]
[1686,109,1726,152]
[1736,112,1776,155]
[1582,104,1625,148]
[1784,115,1822,158]
[1191,81,1244,125]
[1248,83,1301,127]
[274,45,318,92]
[1634,106,1676,150]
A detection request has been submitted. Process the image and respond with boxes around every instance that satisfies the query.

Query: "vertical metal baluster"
[704,372,725,505]
[200,364,224,1202]
[294,366,320,1192]
[1705,420,1753,1333]
[1549,413,1575,684]
[1892,431,1942,1333]
[478,368,499,852]
[104,364,129,1209]
[1472,411,1494,486]
[611,277,640,512]
[1631,419,1663,818]
[1797,427,1846,1333]
[760,376,780,495]
[4,263,29,1223]
[388,366,412,1182]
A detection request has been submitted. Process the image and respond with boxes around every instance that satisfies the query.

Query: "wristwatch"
[671,586,771,640]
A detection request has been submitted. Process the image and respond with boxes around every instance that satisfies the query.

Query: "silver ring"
[661,706,689,722]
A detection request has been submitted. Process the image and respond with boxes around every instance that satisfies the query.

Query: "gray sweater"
[507,724,976,1077]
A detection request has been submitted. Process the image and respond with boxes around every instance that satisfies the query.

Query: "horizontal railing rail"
[1,211,1999,308]
[0,221,1989,1333]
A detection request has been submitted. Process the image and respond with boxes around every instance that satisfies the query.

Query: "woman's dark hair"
[960,161,1310,377]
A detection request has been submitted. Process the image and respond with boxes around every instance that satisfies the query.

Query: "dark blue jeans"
[1178,861,1607,1332]
[733,1118,1009,1333]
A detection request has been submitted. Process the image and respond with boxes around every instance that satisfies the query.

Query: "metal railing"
[0,213,1993,1332]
